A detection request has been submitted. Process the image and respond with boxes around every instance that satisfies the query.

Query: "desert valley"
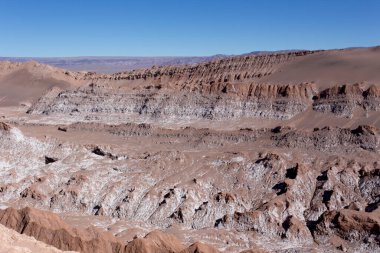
[0,46,379,252]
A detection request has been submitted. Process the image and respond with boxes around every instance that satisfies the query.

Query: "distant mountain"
[0,55,227,74]
[0,51,307,74]
[243,49,306,56]
[2,47,376,74]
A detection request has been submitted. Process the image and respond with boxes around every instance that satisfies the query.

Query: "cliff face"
[313,84,380,117]
[28,81,380,121]
[25,51,319,120]
[25,49,380,121]
[28,82,316,120]
[102,51,316,86]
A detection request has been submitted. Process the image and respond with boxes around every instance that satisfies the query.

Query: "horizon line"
[0,45,378,59]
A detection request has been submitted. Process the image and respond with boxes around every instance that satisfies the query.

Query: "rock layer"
[26,51,380,121]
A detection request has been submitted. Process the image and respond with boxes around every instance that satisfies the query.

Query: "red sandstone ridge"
[0,207,267,253]
[0,207,126,253]
[0,223,74,253]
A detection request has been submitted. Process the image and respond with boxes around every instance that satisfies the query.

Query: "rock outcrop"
[272,125,379,152]
[0,207,269,253]
[88,51,316,85]
[313,84,380,117]
[179,242,221,253]
[27,82,316,120]
[313,209,380,251]
[0,207,126,253]
[124,230,185,253]
[0,223,75,253]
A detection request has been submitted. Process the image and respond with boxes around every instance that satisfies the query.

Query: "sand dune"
[262,47,380,88]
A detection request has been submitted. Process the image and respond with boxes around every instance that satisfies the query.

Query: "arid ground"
[0,47,379,253]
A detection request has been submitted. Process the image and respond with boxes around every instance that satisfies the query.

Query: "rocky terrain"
[0,47,379,252]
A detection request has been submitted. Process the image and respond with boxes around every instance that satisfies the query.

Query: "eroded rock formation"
[1,47,380,252]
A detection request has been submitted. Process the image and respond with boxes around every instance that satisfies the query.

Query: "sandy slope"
[262,47,380,88]
[0,61,84,106]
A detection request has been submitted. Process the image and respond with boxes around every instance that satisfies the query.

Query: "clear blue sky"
[0,0,379,57]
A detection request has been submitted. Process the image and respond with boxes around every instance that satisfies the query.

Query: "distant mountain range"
[0,55,227,74]
[0,47,369,74]
[0,51,303,74]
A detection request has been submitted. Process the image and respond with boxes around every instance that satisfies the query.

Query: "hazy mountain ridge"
[0,50,308,74]
[0,55,227,74]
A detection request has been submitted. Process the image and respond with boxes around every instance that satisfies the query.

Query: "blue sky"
[0,0,379,57]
